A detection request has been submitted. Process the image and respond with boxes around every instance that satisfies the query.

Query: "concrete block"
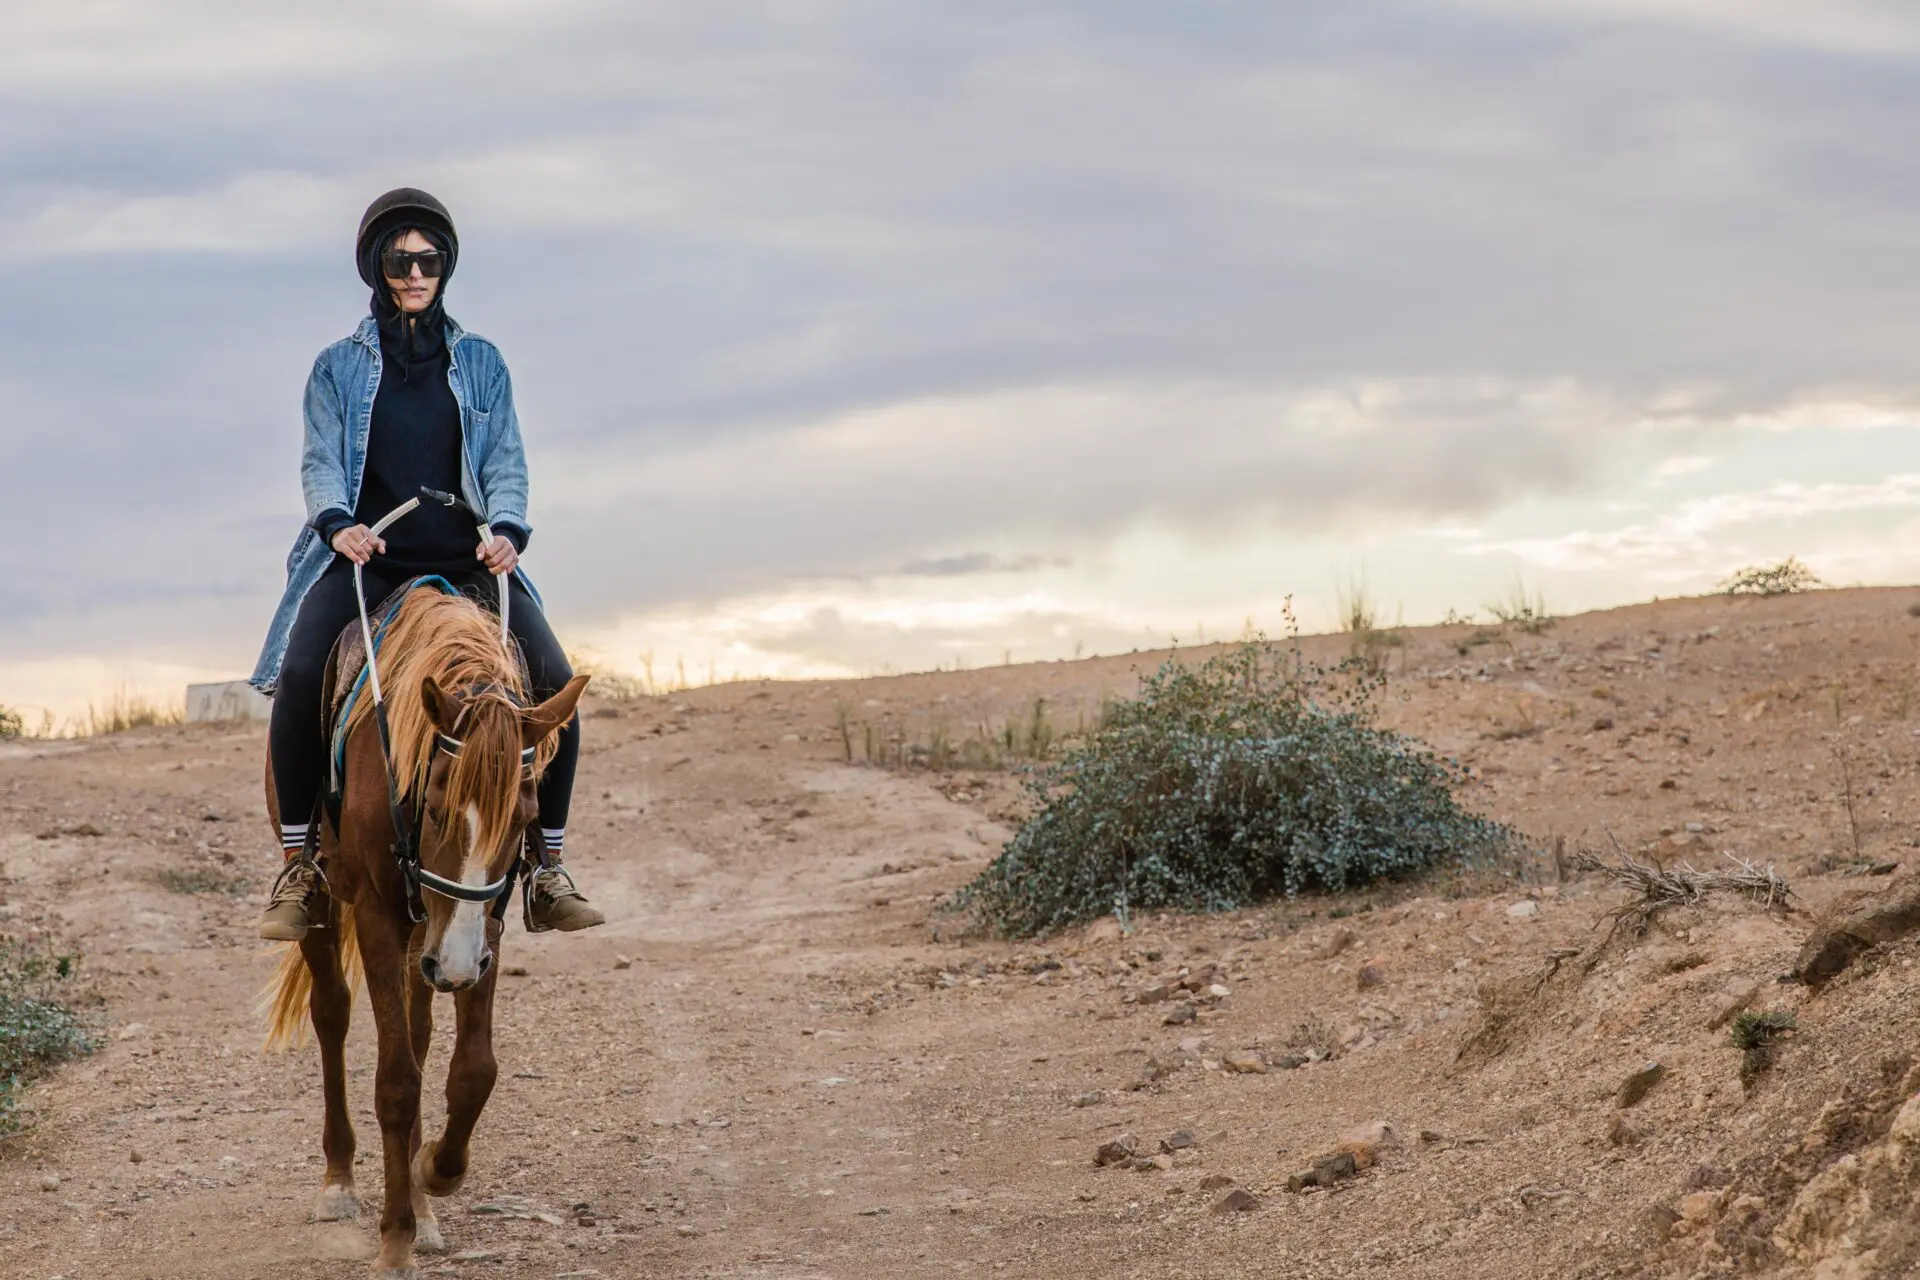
[185,681,271,724]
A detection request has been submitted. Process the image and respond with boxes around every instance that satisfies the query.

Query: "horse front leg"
[302,922,359,1223]
[362,923,424,1279]
[404,961,446,1255]
[416,914,502,1200]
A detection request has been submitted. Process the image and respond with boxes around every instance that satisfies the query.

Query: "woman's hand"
[331,524,386,564]
[478,534,519,576]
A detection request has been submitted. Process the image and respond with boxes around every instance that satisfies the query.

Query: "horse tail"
[260,903,360,1052]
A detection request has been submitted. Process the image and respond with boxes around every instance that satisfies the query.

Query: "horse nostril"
[476,952,493,979]
[419,955,441,987]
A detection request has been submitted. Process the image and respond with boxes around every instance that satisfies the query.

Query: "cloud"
[1470,474,1920,576]
[896,553,1065,578]
[10,0,1920,710]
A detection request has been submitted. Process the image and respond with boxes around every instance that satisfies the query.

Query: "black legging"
[270,558,579,835]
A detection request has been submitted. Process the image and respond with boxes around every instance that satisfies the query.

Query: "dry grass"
[70,689,183,738]
[1572,846,1794,939]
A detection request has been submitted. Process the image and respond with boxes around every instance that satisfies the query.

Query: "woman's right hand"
[330,524,387,565]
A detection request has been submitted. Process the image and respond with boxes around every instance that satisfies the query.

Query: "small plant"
[0,937,93,1136]
[1720,557,1822,597]
[1337,578,1405,676]
[834,702,854,763]
[158,867,252,896]
[1486,578,1554,635]
[0,705,21,741]
[1729,1010,1796,1087]
[954,623,1515,936]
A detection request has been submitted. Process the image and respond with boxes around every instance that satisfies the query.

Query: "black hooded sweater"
[310,275,527,567]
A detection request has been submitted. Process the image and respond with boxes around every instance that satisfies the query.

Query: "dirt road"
[5,590,1920,1279]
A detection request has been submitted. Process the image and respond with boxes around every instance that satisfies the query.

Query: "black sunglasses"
[380,248,446,280]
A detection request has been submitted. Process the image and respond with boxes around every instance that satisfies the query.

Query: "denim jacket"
[249,315,541,694]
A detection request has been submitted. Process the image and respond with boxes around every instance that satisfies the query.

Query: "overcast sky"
[8,1,1920,717]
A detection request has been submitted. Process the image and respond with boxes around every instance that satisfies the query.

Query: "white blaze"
[436,803,492,985]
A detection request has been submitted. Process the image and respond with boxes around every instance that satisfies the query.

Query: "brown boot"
[523,858,604,933]
[259,856,323,942]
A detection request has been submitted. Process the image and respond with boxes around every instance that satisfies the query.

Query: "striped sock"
[280,822,311,858]
[540,828,565,858]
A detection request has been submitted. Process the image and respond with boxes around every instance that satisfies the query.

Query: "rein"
[353,490,522,924]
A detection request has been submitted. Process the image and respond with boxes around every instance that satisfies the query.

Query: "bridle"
[356,487,525,924]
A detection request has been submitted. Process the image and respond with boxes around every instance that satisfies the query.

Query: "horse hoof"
[413,1138,466,1197]
[313,1182,360,1222]
[414,1214,447,1254]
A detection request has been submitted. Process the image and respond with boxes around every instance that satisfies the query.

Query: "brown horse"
[263,588,586,1278]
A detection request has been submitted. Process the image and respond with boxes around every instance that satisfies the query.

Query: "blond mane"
[346,589,558,865]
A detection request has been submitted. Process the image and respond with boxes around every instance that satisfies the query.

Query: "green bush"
[0,705,21,741]
[0,939,93,1135]
[955,638,1516,936]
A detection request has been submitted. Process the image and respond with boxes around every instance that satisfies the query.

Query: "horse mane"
[346,589,558,869]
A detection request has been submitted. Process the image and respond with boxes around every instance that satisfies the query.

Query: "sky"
[8,0,1920,721]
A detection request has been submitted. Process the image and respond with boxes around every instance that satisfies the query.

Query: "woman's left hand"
[477,534,519,576]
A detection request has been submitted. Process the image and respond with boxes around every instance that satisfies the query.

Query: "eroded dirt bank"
[6,589,1920,1278]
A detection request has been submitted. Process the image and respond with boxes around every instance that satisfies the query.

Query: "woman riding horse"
[250,187,601,939]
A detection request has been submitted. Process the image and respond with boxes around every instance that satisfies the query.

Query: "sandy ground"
[6,588,1920,1279]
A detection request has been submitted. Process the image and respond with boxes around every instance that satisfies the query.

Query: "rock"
[1607,1113,1643,1147]
[1707,979,1761,1030]
[1340,1120,1399,1151]
[1132,1154,1175,1172]
[1163,1003,1197,1027]
[1068,1091,1105,1109]
[1318,927,1356,960]
[1273,1052,1311,1070]
[1617,1061,1666,1109]
[1086,916,1125,943]
[1208,983,1232,999]
[38,1174,59,1192]
[1356,964,1385,990]
[1160,1130,1196,1153]
[1136,983,1175,1004]
[1286,1150,1359,1192]
[129,1150,144,1163]
[1178,965,1219,992]
[1094,1134,1139,1167]
[1198,1173,1236,1192]
[1679,1190,1720,1222]
[1222,1051,1268,1075]
[613,955,633,970]
[1506,900,1541,920]
[1212,1188,1259,1213]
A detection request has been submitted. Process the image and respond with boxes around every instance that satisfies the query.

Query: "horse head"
[413,671,588,991]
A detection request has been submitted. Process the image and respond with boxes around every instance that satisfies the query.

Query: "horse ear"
[420,675,461,733]
[521,674,590,748]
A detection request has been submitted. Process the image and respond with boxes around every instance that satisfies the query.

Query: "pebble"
[129,1150,144,1164]
[1069,1091,1105,1108]
[1222,1051,1268,1075]
[1355,964,1384,989]
[1094,1134,1139,1167]
[38,1174,59,1192]
[1318,927,1356,960]
[502,964,529,977]
[1162,1003,1197,1027]
[1506,900,1541,919]
[613,955,633,970]
[1198,1173,1235,1192]
[1160,1130,1195,1152]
